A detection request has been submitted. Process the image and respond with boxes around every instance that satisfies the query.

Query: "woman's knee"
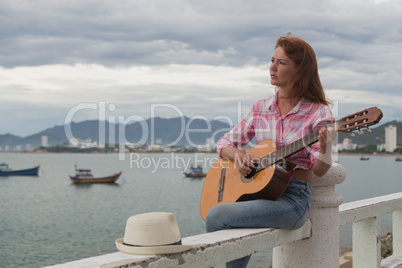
[291,209,310,230]
[205,205,227,232]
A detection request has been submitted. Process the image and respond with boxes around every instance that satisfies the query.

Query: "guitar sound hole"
[244,162,258,179]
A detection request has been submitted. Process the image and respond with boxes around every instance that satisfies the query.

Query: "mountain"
[0,133,24,148]
[0,117,233,150]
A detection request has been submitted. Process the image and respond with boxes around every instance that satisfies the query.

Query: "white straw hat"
[115,212,194,255]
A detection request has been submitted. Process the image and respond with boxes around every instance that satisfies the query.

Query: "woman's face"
[270,46,295,89]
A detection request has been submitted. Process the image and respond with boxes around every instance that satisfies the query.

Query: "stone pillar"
[353,217,381,267]
[273,163,346,268]
[393,210,402,256]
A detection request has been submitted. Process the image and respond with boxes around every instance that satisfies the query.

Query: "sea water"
[0,153,401,267]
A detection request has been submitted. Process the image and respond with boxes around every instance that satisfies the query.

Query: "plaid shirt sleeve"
[215,104,256,157]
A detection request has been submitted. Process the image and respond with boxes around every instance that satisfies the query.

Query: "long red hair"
[275,33,329,105]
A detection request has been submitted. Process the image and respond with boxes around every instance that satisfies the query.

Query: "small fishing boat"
[395,157,402,162]
[183,165,207,178]
[0,163,40,176]
[70,166,121,183]
[360,157,370,161]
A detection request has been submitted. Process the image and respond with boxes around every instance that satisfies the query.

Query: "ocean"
[1,152,401,267]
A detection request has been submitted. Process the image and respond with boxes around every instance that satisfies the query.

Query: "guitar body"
[200,139,290,220]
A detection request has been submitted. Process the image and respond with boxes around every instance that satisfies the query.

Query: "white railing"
[339,193,402,268]
[45,164,402,268]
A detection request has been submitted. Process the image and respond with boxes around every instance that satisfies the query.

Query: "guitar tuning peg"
[348,130,355,137]
[347,129,355,136]
[367,126,372,132]
[358,129,364,134]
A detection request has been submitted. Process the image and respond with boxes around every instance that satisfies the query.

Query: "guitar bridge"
[218,168,226,202]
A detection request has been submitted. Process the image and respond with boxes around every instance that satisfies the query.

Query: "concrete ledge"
[45,220,311,268]
[339,193,402,226]
[381,255,402,268]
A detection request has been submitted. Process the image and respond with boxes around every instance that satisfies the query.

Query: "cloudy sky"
[1,0,401,137]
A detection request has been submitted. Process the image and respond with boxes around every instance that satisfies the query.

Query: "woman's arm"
[216,103,258,158]
[312,126,336,177]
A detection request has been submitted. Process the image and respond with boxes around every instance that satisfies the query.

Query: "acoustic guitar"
[200,107,383,220]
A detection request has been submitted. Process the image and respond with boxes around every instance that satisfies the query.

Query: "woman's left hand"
[318,120,337,154]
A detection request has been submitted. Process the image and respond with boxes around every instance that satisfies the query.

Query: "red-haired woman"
[205,33,336,268]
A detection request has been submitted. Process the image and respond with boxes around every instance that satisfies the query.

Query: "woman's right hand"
[234,150,254,177]
[221,145,254,177]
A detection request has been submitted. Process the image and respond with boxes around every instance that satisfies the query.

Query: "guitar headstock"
[337,107,383,134]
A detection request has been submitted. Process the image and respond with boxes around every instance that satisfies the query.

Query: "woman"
[205,33,336,267]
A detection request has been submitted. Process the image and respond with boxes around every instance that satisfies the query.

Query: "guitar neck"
[255,106,383,171]
[258,129,321,171]
[276,130,320,160]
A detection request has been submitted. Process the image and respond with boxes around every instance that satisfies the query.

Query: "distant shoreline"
[336,152,402,157]
[1,150,402,157]
[0,150,218,155]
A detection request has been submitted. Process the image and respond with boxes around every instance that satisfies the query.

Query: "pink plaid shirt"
[216,92,333,170]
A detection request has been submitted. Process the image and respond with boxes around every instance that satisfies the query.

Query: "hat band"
[123,239,182,247]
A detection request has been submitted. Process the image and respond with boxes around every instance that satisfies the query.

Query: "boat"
[395,157,402,162]
[0,163,40,176]
[360,157,370,161]
[183,165,207,178]
[70,166,121,183]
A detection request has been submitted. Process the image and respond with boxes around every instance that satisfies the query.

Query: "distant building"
[80,139,98,148]
[148,144,162,151]
[155,139,162,145]
[25,144,33,152]
[342,138,351,150]
[377,143,385,152]
[41,136,49,147]
[205,138,214,152]
[341,138,357,150]
[385,125,397,152]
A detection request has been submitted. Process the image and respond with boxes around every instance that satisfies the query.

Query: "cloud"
[1,0,402,136]
[3,1,402,66]
[3,0,399,68]
[0,63,270,135]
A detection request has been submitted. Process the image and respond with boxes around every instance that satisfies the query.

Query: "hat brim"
[115,238,194,255]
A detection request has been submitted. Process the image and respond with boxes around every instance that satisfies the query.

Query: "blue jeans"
[205,179,312,268]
